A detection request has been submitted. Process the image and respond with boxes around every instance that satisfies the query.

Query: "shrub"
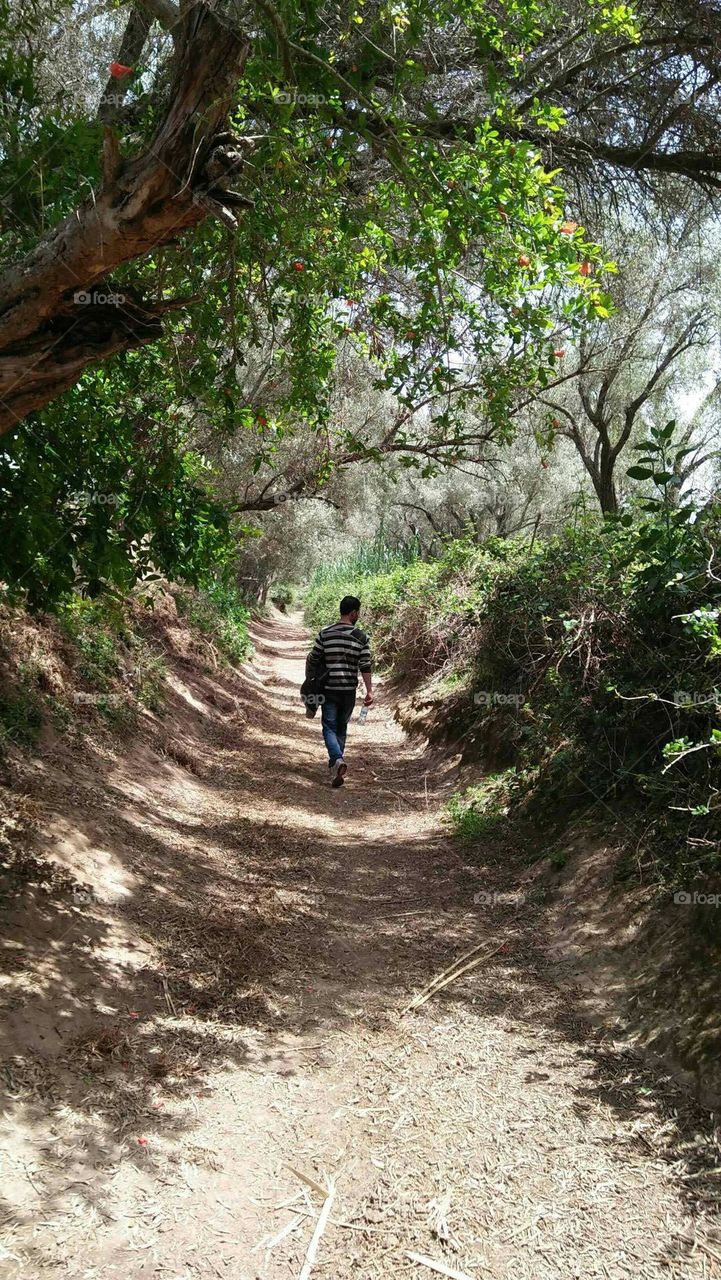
[309,495,721,884]
[0,686,44,750]
[174,581,252,665]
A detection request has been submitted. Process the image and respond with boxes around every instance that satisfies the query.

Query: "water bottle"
[358,705,369,725]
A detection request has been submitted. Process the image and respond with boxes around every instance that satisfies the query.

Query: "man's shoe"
[331,759,348,788]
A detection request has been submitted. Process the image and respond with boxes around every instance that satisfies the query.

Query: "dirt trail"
[2,610,720,1279]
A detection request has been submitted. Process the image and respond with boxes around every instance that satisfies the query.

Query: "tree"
[5,0,721,436]
[532,224,720,513]
[0,0,623,436]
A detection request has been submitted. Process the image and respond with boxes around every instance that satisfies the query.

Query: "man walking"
[308,595,374,787]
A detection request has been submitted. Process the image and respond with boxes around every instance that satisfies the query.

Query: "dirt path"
[2,610,720,1279]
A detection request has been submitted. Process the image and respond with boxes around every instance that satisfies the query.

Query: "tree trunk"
[0,5,249,434]
[593,463,618,515]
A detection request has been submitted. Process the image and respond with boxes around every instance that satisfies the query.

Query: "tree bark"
[595,465,619,515]
[0,4,249,435]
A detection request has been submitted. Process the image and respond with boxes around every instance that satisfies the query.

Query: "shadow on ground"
[1,611,719,1247]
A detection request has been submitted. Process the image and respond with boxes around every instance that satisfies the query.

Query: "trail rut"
[2,611,720,1279]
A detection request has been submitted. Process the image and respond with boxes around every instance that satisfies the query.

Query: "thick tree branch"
[140,0,181,32]
[415,116,721,191]
[615,311,706,457]
[97,6,153,124]
[0,4,250,434]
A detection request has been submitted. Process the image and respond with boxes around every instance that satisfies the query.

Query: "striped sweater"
[310,622,372,692]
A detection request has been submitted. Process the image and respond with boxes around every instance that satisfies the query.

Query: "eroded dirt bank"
[1,611,720,1279]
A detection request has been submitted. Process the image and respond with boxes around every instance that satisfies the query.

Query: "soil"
[1,610,721,1279]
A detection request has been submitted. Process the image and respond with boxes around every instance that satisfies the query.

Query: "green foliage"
[60,597,122,689]
[309,533,423,587]
[174,582,252,665]
[0,357,242,608]
[619,420,704,594]
[305,534,422,630]
[270,583,295,611]
[58,595,169,714]
[0,0,636,603]
[135,652,168,712]
[0,579,253,756]
[0,685,43,749]
[445,774,513,840]
[310,494,721,882]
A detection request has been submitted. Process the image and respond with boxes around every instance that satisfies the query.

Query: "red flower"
[579,260,591,277]
[292,261,304,272]
[109,62,133,78]
[517,254,530,267]
[553,349,566,357]
[560,220,577,235]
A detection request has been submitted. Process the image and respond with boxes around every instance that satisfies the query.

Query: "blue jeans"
[321,692,356,766]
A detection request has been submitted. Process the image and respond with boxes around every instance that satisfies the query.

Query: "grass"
[174,581,252,665]
[309,533,422,589]
[304,534,427,637]
[0,580,253,754]
[0,686,43,749]
[59,597,122,689]
[133,650,168,711]
[444,773,515,841]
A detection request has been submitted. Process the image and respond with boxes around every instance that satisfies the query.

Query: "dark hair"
[340,595,361,615]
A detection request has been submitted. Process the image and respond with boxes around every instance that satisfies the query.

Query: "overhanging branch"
[0,3,250,435]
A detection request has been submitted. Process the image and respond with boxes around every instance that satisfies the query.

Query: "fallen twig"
[285,1164,328,1198]
[405,1251,479,1279]
[402,940,510,1014]
[161,975,177,1017]
[255,1213,304,1252]
[299,1177,336,1279]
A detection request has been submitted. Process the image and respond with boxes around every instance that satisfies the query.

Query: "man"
[308,595,374,787]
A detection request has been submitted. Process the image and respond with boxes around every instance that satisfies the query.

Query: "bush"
[445,773,513,840]
[174,581,252,665]
[309,497,721,884]
[0,686,43,749]
[270,583,294,612]
[59,597,123,689]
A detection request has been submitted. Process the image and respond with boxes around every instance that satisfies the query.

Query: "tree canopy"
[1,0,720,601]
